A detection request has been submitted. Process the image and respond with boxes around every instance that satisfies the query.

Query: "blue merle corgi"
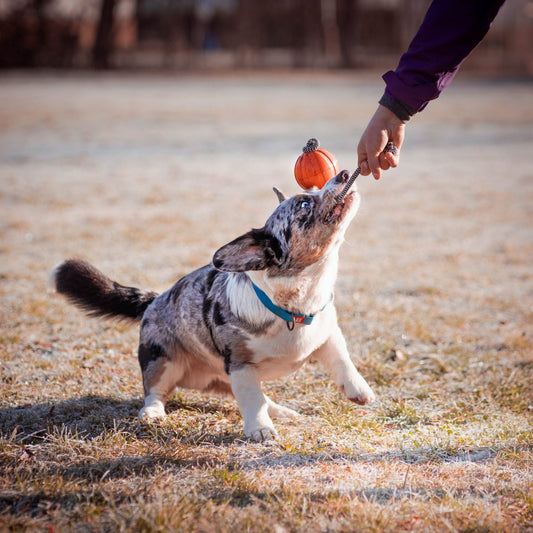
[51,171,375,442]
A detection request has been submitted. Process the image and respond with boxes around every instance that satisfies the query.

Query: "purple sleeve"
[383,0,506,114]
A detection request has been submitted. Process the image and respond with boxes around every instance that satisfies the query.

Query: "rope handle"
[334,141,397,204]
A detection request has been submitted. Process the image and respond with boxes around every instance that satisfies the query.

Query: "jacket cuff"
[378,93,416,122]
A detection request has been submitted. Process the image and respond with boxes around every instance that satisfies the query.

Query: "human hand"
[357,104,405,180]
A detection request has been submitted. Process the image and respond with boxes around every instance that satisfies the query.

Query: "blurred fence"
[0,0,531,73]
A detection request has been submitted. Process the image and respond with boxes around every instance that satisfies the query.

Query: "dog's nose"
[335,170,349,184]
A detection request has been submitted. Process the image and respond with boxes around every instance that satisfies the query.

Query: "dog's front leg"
[313,325,375,405]
[230,365,277,442]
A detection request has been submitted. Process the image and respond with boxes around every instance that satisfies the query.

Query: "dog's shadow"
[0,394,240,445]
[2,393,526,512]
[2,395,523,475]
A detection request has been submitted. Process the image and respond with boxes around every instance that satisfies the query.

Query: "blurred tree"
[321,0,340,65]
[235,0,262,66]
[93,0,116,68]
[337,0,358,68]
[0,0,526,72]
[0,0,78,68]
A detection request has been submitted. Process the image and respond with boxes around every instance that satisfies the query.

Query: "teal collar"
[250,281,332,330]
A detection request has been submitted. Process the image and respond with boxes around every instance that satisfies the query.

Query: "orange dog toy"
[294,138,339,190]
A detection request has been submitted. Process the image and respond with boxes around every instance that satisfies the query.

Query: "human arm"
[358,0,506,179]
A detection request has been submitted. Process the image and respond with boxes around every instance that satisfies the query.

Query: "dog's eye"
[299,201,311,210]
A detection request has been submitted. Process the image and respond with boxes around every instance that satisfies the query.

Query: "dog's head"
[213,171,359,275]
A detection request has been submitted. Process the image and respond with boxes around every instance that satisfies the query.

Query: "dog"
[51,170,375,442]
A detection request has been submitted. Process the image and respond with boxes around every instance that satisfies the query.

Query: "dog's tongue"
[332,203,344,216]
[325,201,345,224]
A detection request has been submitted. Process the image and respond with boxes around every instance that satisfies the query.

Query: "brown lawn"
[0,71,532,532]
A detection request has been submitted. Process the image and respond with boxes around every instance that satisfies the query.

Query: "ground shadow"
[2,394,531,520]
[2,395,530,472]
[0,395,142,442]
[0,394,240,444]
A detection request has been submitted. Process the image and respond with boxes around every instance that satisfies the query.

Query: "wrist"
[378,93,415,122]
[373,104,405,133]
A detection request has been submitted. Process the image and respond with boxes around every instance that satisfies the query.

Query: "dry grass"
[1,72,532,532]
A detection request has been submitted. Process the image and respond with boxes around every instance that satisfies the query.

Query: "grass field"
[0,72,532,532]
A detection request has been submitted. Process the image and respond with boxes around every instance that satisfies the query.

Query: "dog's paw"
[268,402,299,420]
[341,382,376,406]
[246,426,278,443]
[347,390,376,405]
[138,404,166,421]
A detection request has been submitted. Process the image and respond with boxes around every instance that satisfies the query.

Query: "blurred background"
[0,0,532,74]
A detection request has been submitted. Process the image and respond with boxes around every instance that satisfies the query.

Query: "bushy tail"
[51,259,157,321]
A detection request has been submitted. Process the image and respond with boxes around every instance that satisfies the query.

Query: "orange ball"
[294,138,339,190]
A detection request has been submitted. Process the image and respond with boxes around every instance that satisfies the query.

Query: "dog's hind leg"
[138,342,183,420]
[265,396,299,420]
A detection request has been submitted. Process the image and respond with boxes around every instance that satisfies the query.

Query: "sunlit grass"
[1,73,532,532]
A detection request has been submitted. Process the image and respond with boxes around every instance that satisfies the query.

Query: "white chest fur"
[245,306,337,381]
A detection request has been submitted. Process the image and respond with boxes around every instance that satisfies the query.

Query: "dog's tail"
[50,259,158,321]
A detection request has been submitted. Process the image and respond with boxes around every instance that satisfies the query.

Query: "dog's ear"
[213,228,282,272]
[272,187,287,204]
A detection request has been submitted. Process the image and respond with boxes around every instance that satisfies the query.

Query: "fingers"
[358,142,396,180]
[386,125,404,169]
[379,153,392,171]
[382,148,399,168]
[367,151,382,180]
[370,147,395,180]
[360,160,370,176]
[358,138,387,179]
[357,104,406,180]
[360,144,398,181]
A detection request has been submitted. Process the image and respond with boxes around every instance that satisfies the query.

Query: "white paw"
[342,381,376,405]
[348,389,376,405]
[247,427,278,443]
[138,404,166,421]
[268,403,299,420]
